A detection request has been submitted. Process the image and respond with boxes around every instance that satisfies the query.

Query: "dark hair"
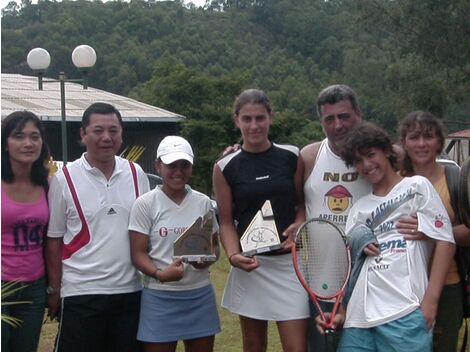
[341,121,398,170]
[1,111,50,190]
[233,89,272,116]
[316,84,361,118]
[82,102,123,129]
[398,111,446,176]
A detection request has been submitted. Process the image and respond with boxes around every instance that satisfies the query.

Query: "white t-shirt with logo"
[344,175,454,328]
[128,186,217,291]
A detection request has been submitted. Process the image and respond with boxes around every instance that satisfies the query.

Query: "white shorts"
[221,252,309,321]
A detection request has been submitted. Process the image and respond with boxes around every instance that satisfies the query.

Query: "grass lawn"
[38,253,470,351]
[38,252,282,351]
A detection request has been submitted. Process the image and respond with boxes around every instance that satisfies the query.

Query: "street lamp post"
[27,45,97,164]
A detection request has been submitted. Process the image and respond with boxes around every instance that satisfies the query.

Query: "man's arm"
[300,141,321,183]
[45,237,63,320]
[45,175,66,320]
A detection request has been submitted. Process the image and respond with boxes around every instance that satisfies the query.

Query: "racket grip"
[324,320,337,334]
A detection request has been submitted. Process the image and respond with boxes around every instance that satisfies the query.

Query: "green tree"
[131,58,248,193]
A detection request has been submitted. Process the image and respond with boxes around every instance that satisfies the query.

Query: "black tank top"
[218,143,298,245]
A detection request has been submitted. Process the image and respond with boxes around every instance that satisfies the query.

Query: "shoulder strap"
[312,141,323,165]
[62,165,91,260]
[128,160,139,198]
[444,163,461,224]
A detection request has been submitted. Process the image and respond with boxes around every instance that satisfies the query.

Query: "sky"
[1,0,207,11]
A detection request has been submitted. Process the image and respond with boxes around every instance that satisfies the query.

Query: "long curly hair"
[1,111,50,191]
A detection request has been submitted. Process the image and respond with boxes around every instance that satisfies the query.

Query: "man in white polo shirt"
[46,102,150,352]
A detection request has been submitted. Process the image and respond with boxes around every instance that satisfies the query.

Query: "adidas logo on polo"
[107,208,117,215]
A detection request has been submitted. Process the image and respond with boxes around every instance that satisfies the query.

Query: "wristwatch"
[46,286,60,295]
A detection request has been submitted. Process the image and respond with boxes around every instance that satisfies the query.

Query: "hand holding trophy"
[173,209,217,263]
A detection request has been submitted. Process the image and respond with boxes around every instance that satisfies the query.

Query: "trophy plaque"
[240,200,282,256]
[173,210,217,263]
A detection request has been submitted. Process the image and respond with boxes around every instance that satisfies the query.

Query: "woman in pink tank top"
[1,111,50,352]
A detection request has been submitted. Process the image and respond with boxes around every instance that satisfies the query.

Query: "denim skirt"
[137,284,221,343]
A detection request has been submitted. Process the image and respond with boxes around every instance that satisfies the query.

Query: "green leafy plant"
[1,280,31,327]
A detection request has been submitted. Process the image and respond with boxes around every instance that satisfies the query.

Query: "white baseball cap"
[157,136,194,165]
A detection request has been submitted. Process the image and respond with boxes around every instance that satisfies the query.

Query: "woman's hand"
[364,242,381,256]
[47,293,61,321]
[229,253,260,272]
[315,312,345,335]
[191,259,214,270]
[396,215,425,240]
[420,300,438,330]
[159,258,185,282]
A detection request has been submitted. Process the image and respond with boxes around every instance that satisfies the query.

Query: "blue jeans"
[1,276,46,352]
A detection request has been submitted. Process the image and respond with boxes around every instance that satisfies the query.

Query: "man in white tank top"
[301,85,371,352]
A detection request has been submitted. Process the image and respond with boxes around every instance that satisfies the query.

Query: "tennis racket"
[292,218,351,333]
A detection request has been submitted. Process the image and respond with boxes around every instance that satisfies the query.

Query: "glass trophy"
[240,200,282,256]
[173,210,217,263]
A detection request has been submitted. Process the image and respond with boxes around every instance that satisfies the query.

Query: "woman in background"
[1,111,50,352]
[399,110,470,352]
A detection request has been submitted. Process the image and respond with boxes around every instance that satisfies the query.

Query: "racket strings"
[296,222,350,298]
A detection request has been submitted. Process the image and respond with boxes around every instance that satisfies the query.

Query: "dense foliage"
[2,0,469,192]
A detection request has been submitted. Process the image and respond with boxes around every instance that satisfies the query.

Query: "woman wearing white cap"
[128,136,221,352]
[213,89,309,351]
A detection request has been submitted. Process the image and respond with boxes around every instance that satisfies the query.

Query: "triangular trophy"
[173,210,217,263]
[240,200,282,256]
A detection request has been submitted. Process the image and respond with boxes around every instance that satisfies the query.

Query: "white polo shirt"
[47,154,150,297]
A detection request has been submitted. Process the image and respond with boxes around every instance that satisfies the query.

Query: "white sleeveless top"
[304,138,371,230]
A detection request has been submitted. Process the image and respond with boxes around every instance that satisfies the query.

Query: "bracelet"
[46,286,60,295]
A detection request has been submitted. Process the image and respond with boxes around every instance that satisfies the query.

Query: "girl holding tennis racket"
[317,122,455,351]
[213,89,309,352]
[128,136,221,352]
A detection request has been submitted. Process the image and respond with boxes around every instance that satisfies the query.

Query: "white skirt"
[221,252,309,321]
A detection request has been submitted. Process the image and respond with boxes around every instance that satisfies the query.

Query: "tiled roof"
[1,73,185,122]
[448,129,470,140]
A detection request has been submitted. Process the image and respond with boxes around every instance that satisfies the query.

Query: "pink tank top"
[1,187,49,281]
